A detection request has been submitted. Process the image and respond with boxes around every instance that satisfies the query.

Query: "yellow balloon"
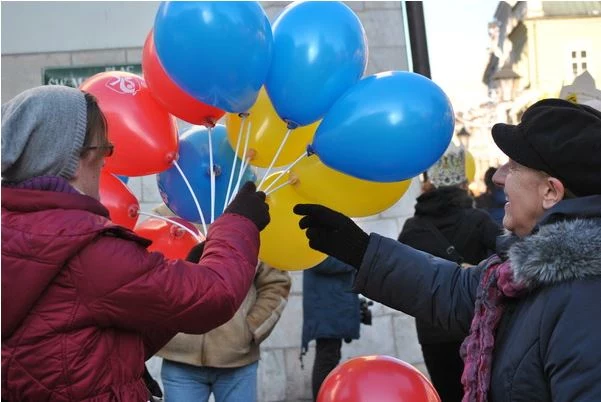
[290,155,412,217]
[465,151,476,182]
[259,173,326,271]
[226,88,319,168]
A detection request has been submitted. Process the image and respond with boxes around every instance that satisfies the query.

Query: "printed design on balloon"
[105,75,141,95]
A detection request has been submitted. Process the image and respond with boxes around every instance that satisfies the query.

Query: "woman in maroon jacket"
[1,85,270,401]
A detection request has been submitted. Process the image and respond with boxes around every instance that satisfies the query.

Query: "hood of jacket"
[415,186,473,217]
[1,186,149,339]
[508,195,601,288]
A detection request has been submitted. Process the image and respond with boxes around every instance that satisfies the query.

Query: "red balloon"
[318,355,441,402]
[143,30,225,126]
[134,217,204,260]
[80,71,178,176]
[99,171,139,229]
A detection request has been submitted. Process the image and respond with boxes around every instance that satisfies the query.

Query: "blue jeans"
[161,359,258,402]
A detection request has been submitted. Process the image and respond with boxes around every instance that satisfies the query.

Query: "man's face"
[492,159,548,237]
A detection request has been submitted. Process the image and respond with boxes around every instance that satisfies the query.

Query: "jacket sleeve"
[246,263,291,344]
[311,257,356,275]
[71,213,259,348]
[353,233,483,338]
[542,280,601,401]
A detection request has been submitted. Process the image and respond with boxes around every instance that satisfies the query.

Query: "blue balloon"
[265,1,367,127]
[312,71,454,182]
[116,175,129,184]
[157,125,256,223]
[154,1,272,113]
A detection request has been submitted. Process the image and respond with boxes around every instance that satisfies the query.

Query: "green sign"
[43,64,142,88]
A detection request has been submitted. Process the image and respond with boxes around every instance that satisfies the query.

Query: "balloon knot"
[128,205,140,218]
[286,120,299,130]
[306,144,315,156]
[170,225,185,239]
[165,151,178,164]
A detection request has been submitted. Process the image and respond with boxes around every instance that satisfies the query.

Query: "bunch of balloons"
[80,1,455,270]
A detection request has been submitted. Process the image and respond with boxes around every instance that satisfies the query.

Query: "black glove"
[359,297,374,326]
[224,181,270,231]
[186,241,206,263]
[293,204,369,269]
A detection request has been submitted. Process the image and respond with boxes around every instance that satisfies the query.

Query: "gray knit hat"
[1,85,88,182]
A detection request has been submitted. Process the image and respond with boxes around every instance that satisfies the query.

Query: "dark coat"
[353,195,601,402]
[302,257,360,353]
[1,186,259,401]
[475,187,506,226]
[398,186,500,343]
[399,186,500,265]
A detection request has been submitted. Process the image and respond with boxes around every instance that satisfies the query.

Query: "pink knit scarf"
[460,258,527,402]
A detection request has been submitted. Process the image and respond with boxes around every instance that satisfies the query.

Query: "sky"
[422,0,500,111]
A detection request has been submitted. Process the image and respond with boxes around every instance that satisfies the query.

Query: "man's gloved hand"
[293,204,369,269]
[224,181,270,231]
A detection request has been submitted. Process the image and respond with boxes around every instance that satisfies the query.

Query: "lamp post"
[457,126,471,150]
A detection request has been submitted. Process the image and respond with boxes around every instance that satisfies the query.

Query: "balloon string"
[223,114,247,213]
[228,121,252,205]
[229,155,252,205]
[137,211,204,241]
[173,160,208,235]
[265,179,291,196]
[208,126,215,223]
[257,128,292,190]
[262,151,308,193]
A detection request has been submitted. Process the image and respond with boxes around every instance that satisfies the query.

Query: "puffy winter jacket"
[353,195,601,402]
[1,186,259,401]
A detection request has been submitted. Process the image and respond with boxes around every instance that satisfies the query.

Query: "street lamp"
[493,62,521,102]
[457,126,471,150]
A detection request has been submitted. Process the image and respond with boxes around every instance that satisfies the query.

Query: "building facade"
[461,0,601,193]
[2,2,429,401]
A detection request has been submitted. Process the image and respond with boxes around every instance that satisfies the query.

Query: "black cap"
[492,99,601,197]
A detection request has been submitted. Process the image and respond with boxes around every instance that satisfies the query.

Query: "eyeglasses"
[81,143,114,157]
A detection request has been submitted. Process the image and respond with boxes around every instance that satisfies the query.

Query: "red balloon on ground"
[318,355,441,402]
[142,30,225,126]
[134,217,203,260]
[99,171,139,229]
[80,71,178,176]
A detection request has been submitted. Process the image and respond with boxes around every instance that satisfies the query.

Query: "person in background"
[1,85,270,401]
[475,167,506,225]
[398,142,500,402]
[294,99,601,401]
[301,256,372,401]
[154,233,291,402]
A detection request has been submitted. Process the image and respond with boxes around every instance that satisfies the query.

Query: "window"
[570,48,589,77]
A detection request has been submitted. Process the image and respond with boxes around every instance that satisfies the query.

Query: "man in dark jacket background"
[398,142,500,402]
[301,256,363,401]
[475,167,506,225]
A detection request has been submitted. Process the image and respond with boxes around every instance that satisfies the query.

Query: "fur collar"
[509,218,601,288]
